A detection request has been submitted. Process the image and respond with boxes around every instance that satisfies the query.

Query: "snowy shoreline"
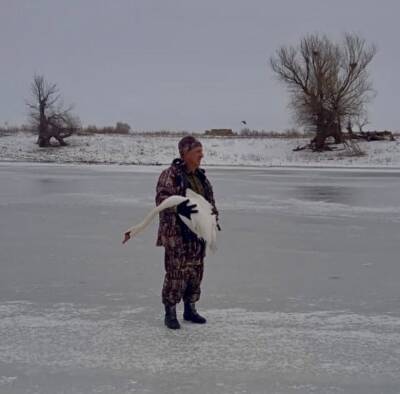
[1,131,400,168]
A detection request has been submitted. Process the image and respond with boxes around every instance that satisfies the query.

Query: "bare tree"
[27,75,80,147]
[270,33,376,151]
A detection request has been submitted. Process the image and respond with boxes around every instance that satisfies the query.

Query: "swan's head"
[125,224,144,238]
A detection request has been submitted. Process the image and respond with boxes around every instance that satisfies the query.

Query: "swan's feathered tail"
[123,189,218,252]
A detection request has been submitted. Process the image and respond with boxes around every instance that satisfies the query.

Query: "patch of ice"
[220,196,400,220]
[0,376,17,385]
[0,301,399,379]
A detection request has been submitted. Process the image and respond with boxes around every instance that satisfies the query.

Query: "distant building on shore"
[204,128,235,136]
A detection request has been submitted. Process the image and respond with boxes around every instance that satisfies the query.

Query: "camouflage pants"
[162,240,206,306]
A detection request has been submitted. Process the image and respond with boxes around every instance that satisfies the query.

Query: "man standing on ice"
[155,135,219,329]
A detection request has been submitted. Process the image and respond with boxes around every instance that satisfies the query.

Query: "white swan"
[122,189,218,252]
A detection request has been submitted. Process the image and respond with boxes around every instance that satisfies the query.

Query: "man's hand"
[122,231,131,244]
[177,199,198,219]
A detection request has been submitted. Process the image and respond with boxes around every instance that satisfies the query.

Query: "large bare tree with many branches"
[270,33,377,151]
[27,75,80,147]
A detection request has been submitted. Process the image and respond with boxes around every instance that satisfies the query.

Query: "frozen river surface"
[1,163,400,393]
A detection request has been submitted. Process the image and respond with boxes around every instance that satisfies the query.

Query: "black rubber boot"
[164,304,181,329]
[183,302,207,324]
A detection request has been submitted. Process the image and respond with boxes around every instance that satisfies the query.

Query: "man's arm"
[156,168,177,213]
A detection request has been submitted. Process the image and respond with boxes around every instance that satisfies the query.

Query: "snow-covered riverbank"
[1,132,400,168]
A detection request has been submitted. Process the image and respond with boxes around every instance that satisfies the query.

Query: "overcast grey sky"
[1,0,399,131]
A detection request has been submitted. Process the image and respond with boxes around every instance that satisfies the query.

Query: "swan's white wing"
[178,212,200,237]
[179,189,218,252]
[178,209,209,243]
[185,189,213,213]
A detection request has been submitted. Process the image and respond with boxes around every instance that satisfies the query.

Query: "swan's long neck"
[126,196,185,234]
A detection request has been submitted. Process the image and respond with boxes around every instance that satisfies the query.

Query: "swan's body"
[123,189,217,252]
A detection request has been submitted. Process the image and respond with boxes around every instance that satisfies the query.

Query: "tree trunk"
[312,133,326,151]
[38,103,51,147]
[332,128,343,144]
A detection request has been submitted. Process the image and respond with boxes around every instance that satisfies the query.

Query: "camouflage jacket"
[155,158,219,248]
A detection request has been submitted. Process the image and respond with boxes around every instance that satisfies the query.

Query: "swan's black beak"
[122,231,131,244]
